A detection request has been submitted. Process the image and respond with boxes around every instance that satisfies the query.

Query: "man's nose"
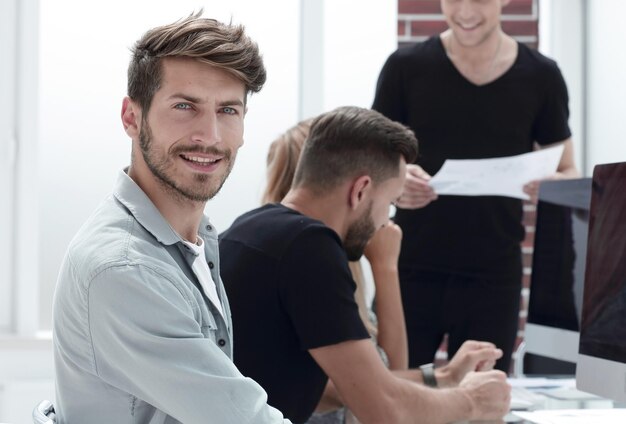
[191,112,221,145]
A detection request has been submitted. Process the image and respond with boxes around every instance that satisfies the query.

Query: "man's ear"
[348,175,372,211]
[121,97,141,139]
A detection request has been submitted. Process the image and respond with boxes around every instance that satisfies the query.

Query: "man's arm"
[310,339,510,424]
[88,265,289,424]
[552,138,579,177]
[364,221,408,370]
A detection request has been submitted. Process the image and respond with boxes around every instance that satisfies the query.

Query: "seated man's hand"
[363,221,402,275]
[436,340,503,387]
[459,370,511,421]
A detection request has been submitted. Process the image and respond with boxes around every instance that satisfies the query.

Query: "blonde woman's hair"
[261,119,313,204]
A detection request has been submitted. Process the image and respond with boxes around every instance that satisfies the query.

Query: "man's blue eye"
[223,107,236,115]
[175,103,191,110]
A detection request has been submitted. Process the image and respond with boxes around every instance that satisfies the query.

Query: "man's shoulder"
[220,204,338,257]
[65,195,176,285]
[224,204,328,237]
[516,43,561,74]
[389,36,440,62]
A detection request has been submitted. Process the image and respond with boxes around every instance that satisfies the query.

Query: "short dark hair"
[127,11,266,115]
[292,106,418,192]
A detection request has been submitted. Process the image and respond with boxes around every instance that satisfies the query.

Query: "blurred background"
[1,0,625,422]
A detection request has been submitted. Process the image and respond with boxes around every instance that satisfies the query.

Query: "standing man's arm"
[309,339,510,424]
[551,138,579,178]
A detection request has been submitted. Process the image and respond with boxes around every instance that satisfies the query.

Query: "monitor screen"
[577,162,626,402]
[524,178,591,370]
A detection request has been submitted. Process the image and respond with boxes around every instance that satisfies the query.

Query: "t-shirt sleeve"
[532,61,572,145]
[277,226,370,350]
[372,50,407,124]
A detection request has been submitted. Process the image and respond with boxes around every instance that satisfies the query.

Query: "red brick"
[399,0,534,16]
[522,214,536,227]
[523,41,539,50]
[399,0,442,15]
[519,292,528,311]
[410,20,448,37]
[503,0,534,15]
[518,316,527,331]
[398,20,407,36]
[521,231,534,248]
[502,20,538,37]
[522,253,533,269]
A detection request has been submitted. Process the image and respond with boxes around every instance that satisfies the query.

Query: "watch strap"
[419,362,438,388]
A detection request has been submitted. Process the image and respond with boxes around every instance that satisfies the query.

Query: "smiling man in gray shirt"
[52,12,290,424]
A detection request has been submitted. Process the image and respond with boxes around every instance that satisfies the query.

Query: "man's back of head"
[292,106,418,195]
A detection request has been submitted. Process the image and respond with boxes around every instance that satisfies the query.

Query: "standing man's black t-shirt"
[219,204,369,424]
[373,36,572,279]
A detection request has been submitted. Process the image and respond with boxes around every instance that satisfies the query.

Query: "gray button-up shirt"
[53,170,290,424]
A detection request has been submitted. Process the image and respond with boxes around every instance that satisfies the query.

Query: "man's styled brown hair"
[292,106,418,193]
[127,11,266,114]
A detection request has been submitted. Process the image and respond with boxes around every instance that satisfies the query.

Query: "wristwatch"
[419,363,438,388]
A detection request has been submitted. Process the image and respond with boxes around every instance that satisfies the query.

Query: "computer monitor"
[576,162,626,403]
[524,178,591,373]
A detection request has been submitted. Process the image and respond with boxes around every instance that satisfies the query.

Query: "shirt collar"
[113,168,187,246]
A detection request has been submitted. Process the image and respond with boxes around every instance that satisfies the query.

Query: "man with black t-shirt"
[220,106,511,424]
[372,0,579,372]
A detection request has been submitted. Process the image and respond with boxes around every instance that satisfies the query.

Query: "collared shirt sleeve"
[87,263,290,424]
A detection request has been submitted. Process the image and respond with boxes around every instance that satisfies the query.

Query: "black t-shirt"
[372,36,571,278]
[219,204,369,424]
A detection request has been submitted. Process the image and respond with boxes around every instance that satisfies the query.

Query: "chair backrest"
[33,400,56,424]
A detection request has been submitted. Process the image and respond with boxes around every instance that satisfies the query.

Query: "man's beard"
[139,121,234,202]
[344,201,376,261]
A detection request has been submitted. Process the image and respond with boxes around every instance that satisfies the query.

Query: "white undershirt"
[183,237,224,318]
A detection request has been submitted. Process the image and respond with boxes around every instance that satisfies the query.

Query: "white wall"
[0,0,18,334]
[37,0,396,330]
[4,2,398,420]
[37,0,301,331]
[538,0,586,174]
[586,0,626,170]
[540,0,626,175]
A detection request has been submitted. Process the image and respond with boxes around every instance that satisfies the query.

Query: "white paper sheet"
[508,377,576,389]
[514,408,626,424]
[429,144,565,200]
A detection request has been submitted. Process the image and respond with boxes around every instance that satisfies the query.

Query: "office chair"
[33,400,56,424]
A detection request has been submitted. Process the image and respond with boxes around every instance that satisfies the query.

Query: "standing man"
[220,106,511,424]
[53,13,291,423]
[372,0,579,372]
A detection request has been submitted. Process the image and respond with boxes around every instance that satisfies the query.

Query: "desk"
[505,377,622,423]
[456,377,625,424]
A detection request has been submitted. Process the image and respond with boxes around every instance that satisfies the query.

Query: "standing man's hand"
[525,139,580,204]
[395,164,438,209]
[523,173,565,204]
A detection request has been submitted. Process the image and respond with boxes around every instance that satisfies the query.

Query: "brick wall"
[396,0,539,373]
[398,0,538,47]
